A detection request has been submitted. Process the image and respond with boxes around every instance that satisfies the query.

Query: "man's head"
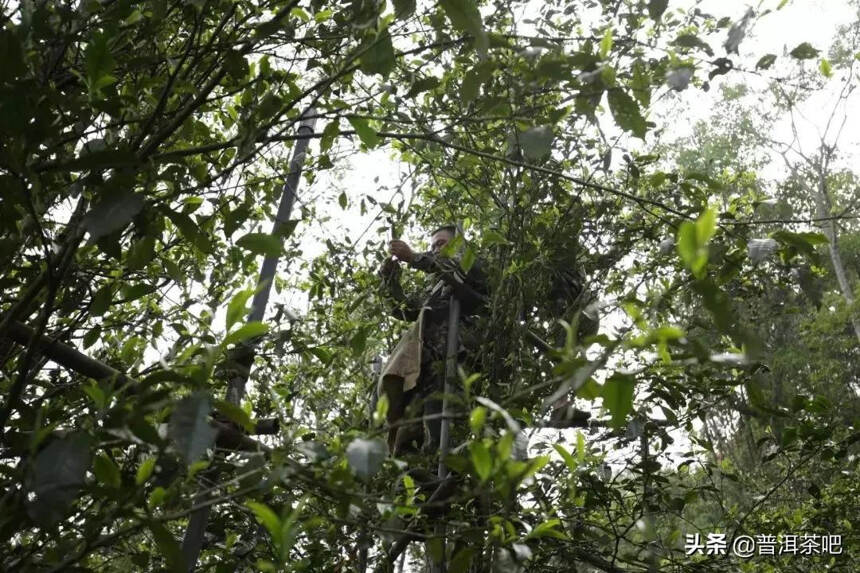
[430,225,457,254]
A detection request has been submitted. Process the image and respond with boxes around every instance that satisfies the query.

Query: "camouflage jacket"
[382,251,488,362]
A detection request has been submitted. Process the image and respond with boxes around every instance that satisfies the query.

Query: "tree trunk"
[813,153,860,344]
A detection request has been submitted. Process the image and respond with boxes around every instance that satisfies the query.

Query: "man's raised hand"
[389,240,414,263]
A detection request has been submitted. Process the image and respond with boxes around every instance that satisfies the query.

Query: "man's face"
[430,229,453,254]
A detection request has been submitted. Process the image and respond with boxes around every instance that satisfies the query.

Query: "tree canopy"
[1,0,859,571]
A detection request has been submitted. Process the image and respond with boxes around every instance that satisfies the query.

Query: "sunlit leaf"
[601,373,635,428]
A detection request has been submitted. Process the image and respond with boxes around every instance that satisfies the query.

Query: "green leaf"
[553,444,577,472]
[348,117,379,148]
[405,75,440,99]
[696,207,716,244]
[94,453,121,488]
[607,90,647,139]
[168,392,217,464]
[127,236,156,270]
[819,58,832,78]
[26,434,91,526]
[599,28,613,59]
[247,501,282,540]
[469,406,487,434]
[236,232,282,257]
[576,431,586,463]
[164,209,212,254]
[673,34,713,56]
[224,321,268,346]
[439,0,488,56]
[756,54,777,69]
[677,221,698,271]
[338,192,348,209]
[677,208,716,278]
[449,547,477,573]
[460,245,477,273]
[360,28,395,77]
[469,441,492,481]
[461,63,493,104]
[771,230,828,257]
[601,373,635,428]
[290,7,310,22]
[136,457,157,485]
[648,0,669,20]
[226,288,254,331]
[790,42,819,60]
[528,518,567,540]
[83,324,102,349]
[520,125,554,160]
[85,31,116,96]
[483,229,508,246]
[214,399,255,433]
[83,191,145,241]
[314,8,333,22]
[83,381,106,409]
[631,60,651,107]
[149,522,186,573]
[345,438,387,479]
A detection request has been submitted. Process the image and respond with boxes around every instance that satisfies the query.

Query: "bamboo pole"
[181,109,316,570]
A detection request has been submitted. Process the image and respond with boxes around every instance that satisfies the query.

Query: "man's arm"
[409,251,488,314]
[379,259,421,322]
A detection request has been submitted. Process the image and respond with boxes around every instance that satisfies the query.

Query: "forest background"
[1,0,858,571]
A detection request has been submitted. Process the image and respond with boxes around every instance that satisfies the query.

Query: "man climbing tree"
[377,225,488,455]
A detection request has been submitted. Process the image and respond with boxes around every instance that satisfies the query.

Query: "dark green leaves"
[631,60,651,107]
[790,42,819,60]
[393,0,416,19]
[345,437,386,479]
[461,63,493,104]
[439,0,489,56]
[648,0,669,21]
[149,522,186,573]
[26,434,91,525]
[772,230,827,259]
[607,90,647,139]
[405,76,440,99]
[85,31,116,97]
[0,29,26,82]
[601,373,635,428]
[519,125,554,160]
[168,392,217,464]
[93,453,122,488]
[164,209,213,254]
[673,34,713,56]
[756,54,777,69]
[83,191,144,241]
[360,29,395,77]
[237,232,282,256]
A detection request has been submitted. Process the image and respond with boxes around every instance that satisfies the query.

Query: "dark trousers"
[384,357,444,455]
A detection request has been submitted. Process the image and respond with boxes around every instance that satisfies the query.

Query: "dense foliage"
[1,0,858,571]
